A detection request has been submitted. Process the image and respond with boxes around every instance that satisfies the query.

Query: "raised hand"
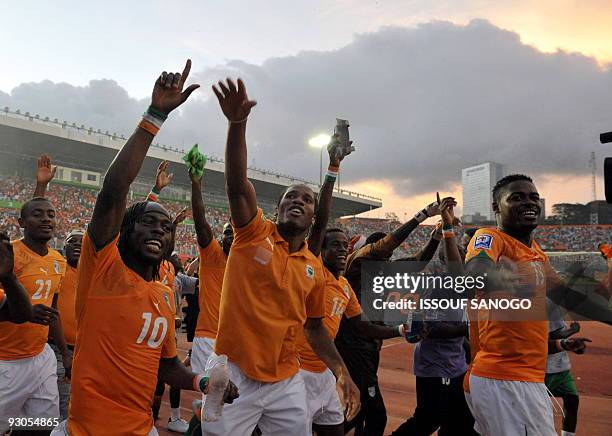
[154,161,174,192]
[212,78,257,123]
[438,193,458,226]
[327,133,353,167]
[36,155,57,186]
[173,207,190,228]
[151,59,200,115]
[0,232,14,280]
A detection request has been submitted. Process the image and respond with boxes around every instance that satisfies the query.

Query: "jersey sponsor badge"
[54,260,61,274]
[474,234,493,250]
[343,284,350,298]
[305,265,314,279]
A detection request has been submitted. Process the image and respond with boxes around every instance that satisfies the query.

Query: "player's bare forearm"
[90,127,155,248]
[443,237,464,275]
[390,219,419,246]
[308,176,336,256]
[191,178,214,248]
[33,181,48,198]
[414,235,441,264]
[0,273,32,323]
[347,316,401,339]
[158,356,199,391]
[50,294,70,360]
[548,283,612,326]
[304,318,347,378]
[224,122,257,227]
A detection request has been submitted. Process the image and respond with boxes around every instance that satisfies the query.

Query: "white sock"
[562,431,575,436]
[170,407,180,421]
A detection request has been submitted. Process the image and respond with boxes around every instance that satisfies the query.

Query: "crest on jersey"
[305,265,315,279]
[474,234,493,250]
[54,260,61,274]
[343,284,350,298]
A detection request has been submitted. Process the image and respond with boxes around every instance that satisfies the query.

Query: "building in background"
[461,162,505,223]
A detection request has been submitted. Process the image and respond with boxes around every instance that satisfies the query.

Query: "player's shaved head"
[20,197,54,219]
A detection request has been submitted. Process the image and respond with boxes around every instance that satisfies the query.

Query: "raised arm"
[89,60,199,249]
[0,232,32,323]
[438,195,463,275]
[33,155,57,198]
[308,134,352,256]
[190,170,214,248]
[212,79,258,227]
[147,160,174,202]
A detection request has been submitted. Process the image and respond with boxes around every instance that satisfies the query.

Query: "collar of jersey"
[270,224,310,258]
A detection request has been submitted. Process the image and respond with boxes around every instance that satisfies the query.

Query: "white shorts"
[0,344,59,433]
[202,359,309,436]
[300,368,344,426]
[191,337,215,374]
[463,391,482,435]
[50,419,159,435]
[469,375,555,436]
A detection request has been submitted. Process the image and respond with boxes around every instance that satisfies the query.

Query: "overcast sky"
[2,1,611,218]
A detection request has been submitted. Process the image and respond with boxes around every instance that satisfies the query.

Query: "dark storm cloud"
[3,19,612,196]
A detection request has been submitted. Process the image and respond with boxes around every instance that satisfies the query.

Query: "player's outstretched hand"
[151,59,200,115]
[563,337,591,354]
[154,160,174,191]
[30,304,59,325]
[223,380,239,404]
[437,193,458,226]
[336,369,361,422]
[212,78,257,123]
[0,232,15,280]
[173,207,190,228]
[36,155,57,186]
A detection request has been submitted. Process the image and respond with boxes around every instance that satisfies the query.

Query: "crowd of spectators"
[1,175,609,256]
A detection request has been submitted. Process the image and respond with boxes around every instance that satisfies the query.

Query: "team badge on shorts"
[305,265,315,279]
[54,260,61,274]
[474,234,493,250]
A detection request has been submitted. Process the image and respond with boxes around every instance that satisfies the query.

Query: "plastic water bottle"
[203,354,230,422]
[405,309,424,343]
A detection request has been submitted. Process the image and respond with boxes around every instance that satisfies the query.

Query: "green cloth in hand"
[183,144,207,178]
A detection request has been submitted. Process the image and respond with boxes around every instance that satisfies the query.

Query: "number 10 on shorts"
[136,312,168,348]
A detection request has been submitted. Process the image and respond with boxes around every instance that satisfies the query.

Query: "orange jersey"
[68,233,177,436]
[57,264,78,346]
[465,228,551,383]
[215,208,326,382]
[0,240,66,360]
[297,268,362,372]
[195,240,226,339]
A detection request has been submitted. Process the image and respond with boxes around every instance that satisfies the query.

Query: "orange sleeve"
[232,208,272,245]
[161,317,177,358]
[306,271,326,318]
[465,229,505,264]
[200,240,226,268]
[345,284,363,319]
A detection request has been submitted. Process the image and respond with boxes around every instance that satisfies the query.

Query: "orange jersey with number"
[465,228,550,383]
[0,240,66,360]
[215,208,326,382]
[195,240,226,339]
[68,233,177,436]
[297,268,362,372]
[57,264,78,346]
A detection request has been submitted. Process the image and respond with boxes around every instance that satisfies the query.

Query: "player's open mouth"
[40,225,53,231]
[145,239,163,253]
[520,210,538,218]
[288,206,304,216]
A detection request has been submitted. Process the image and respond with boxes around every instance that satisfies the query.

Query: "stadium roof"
[0,107,382,217]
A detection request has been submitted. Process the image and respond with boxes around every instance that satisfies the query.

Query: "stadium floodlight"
[309,134,331,186]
